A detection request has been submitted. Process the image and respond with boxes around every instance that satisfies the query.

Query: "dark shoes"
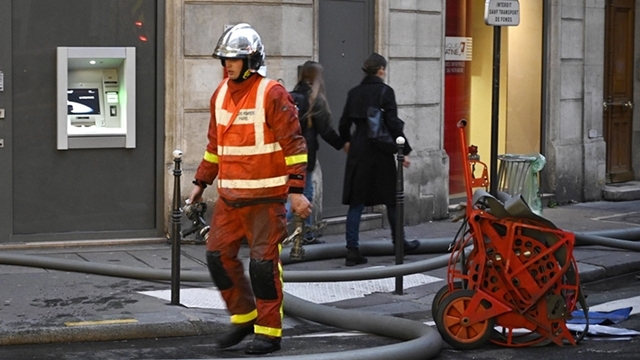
[345,248,368,267]
[244,334,282,355]
[213,323,254,349]
[344,241,418,267]
[403,239,420,254]
[392,239,421,254]
[302,236,324,245]
[214,324,281,354]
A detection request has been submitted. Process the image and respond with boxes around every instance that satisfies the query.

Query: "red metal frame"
[436,120,581,348]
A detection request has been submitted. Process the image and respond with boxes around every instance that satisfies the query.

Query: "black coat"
[339,75,412,206]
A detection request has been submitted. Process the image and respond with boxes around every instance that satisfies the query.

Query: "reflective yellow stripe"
[219,175,288,189]
[230,309,258,325]
[278,260,284,321]
[285,154,307,166]
[254,324,282,338]
[203,151,218,164]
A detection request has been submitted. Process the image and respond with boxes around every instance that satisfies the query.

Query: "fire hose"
[2,145,640,357]
[1,227,640,358]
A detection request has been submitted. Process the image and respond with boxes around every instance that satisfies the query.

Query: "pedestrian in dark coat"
[287,61,344,243]
[338,53,419,266]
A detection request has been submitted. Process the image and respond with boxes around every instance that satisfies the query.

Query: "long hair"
[297,61,331,128]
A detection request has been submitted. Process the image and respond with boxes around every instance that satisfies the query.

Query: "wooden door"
[604,0,635,183]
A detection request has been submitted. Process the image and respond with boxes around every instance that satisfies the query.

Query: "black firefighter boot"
[245,335,282,355]
[345,247,368,267]
[213,322,254,349]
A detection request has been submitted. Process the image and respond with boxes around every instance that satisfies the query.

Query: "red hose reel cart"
[432,120,588,349]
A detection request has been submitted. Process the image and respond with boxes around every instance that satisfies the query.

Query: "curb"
[0,310,227,346]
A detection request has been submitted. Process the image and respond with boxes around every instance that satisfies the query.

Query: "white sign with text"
[485,0,520,26]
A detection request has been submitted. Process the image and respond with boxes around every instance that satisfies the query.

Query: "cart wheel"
[431,281,463,318]
[436,289,495,350]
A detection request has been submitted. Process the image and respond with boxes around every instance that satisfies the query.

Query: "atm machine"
[57,47,135,150]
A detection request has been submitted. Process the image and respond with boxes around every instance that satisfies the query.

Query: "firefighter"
[187,23,311,355]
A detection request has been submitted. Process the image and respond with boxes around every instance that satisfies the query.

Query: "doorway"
[456,0,544,193]
[604,0,635,183]
[318,0,374,217]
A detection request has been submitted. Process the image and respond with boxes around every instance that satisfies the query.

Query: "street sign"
[485,0,520,26]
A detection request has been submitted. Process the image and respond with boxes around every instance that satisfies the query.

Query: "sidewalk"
[0,200,639,349]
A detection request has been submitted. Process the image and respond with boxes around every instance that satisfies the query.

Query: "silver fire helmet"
[212,23,265,71]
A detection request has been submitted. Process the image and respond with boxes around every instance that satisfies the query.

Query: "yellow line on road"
[65,319,138,327]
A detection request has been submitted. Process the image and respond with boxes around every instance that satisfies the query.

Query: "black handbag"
[366,87,398,154]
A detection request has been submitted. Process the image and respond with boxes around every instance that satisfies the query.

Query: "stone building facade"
[2,1,634,243]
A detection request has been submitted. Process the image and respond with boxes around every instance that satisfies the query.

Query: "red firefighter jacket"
[195,75,307,203]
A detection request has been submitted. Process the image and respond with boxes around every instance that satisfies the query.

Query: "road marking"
[589,295,640,315]
[140,273,442,309]
[592,211,640,221]
[65,319,138,327]
[291,331,364,338]
[591,211,640,226]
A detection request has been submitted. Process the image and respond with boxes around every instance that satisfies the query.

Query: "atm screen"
[67,88,101,115]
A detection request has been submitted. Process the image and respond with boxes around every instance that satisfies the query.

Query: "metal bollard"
[170,149,183,305]
[394,137,405,295]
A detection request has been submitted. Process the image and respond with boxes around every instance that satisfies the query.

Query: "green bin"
[496,154,546,215]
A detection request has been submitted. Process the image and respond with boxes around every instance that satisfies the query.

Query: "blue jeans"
[286,171,314,237]
[345,204,365,249]
[346,203,398,249]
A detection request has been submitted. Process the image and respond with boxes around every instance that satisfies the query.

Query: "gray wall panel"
[10,0,160,238]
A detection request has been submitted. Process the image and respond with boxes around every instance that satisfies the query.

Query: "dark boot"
[302,236,324,245]
[213,323,254,349]
[403,239,420,254]
[392,239,420,254]
[345,248,368,267]
[244,334,281,355]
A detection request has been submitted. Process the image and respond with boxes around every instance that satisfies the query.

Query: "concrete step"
[603,181,640,201]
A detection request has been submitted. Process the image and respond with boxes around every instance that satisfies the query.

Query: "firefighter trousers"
[206,198,287,338]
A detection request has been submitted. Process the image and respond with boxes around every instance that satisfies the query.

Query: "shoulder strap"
[379,86,387,108]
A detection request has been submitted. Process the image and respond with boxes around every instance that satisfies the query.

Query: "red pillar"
[444,0,472,195]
